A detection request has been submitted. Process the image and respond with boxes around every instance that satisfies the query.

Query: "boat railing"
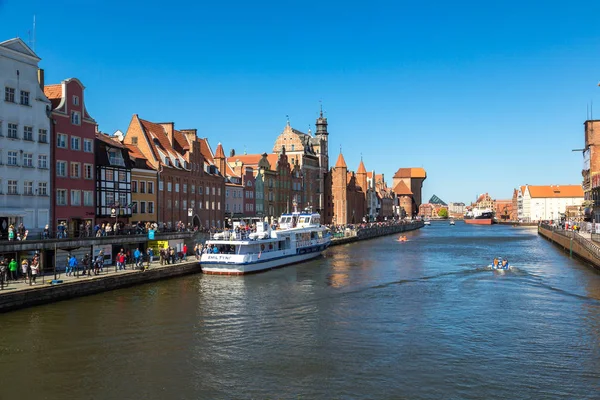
[210,231,252,241]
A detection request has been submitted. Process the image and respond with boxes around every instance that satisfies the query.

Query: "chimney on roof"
[180,129,197,153]
[160,122,174,146]
[37,68,44,91]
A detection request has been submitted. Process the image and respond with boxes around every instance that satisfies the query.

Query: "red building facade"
[45,78,96,234]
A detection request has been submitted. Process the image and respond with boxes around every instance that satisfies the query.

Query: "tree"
[438,208,448,218]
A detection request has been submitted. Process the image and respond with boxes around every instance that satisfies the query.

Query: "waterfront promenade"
[538,223,600,272]
[0,220,423,312]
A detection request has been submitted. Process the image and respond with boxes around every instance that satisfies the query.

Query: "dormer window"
[164,158,170,166]
[108,149,125,167]
[72,95,79,106]
[175,159,180,167]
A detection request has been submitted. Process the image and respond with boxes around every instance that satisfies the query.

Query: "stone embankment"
[538,224,600,272]
[331,221,424,246]
[0,262,201,313]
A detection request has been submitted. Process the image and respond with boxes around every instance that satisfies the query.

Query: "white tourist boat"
[200,210,332,275]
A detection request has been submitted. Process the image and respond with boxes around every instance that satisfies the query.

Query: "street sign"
[187,208,193,217]
[110,208,116,218]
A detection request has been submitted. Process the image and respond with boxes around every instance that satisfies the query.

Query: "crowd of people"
[0,252,40,289]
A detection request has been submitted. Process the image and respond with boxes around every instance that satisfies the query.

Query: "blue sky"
[3,0,600,204]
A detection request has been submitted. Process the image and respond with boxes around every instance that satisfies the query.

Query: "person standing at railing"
[43,225,50,239]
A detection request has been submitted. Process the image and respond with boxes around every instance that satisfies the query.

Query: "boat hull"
[201,249,325,275]
[464,218,493,225]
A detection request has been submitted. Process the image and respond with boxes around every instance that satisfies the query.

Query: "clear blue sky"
[3,0,600,204]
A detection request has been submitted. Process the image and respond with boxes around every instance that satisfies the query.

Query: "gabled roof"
[44,84,62,109]
[0,38,40,61]
[227,153,279,171]
[335,153,347,168]
[393,167,427,179]
[393,181,413,195]
[527,185,584,198]
[137,117,188,169]
[125,144,154,169]
[215,143,225,159]
[357,160,367,174]
[95,132,125,148]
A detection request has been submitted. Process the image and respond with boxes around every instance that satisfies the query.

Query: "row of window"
[0,151,48,168]
[0,121,48,142]
[56,134,93,152]
[225,203,243,212]
[0,179,48,196]
[226,189,244,198]
[56,161,93,179]
[5,87,30,106]
[165,199,221,211]
[56,189,93,206]
[132,201,155,214]
[159,180,222,196]
[132,180,154,194]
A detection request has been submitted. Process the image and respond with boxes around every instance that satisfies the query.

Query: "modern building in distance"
[45,77,97,234]
[0,38,51,237]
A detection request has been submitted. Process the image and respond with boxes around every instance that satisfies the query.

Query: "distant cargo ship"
[464,208,494,225]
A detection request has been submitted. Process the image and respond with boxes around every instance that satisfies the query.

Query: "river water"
[2,222,600,399]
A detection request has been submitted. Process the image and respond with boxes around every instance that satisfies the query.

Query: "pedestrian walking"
[21,259,29,283]
[146,248,153,270]
[8,258,17,281]
[30,259,39,285]
[0,259,8,289]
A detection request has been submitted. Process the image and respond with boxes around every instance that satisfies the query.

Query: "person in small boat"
[492,258,499,269]
[501,259,509,269]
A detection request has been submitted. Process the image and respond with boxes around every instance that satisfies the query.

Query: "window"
[226,189,229,198]
[24,181,33,195]
[175,183,180,193]
[56,189,67,205]
[131,136,138,145]
[191,200,195,209]
[212,187,216,195]
[23,126,33,141]
[106,192,114,206]
[140,181,146,193]
[218,202,221,210]
[71,136,81,151]
[140,201,146,214]
[148,181,154,194]
[57,133,67,148]
[8,180,17,195]
[167,182,172,192]
[5,87,15,102]
[205,187,210,195]
[212,201,215,210]
[20,91,29,106]
[106,170,114,181]
[84,191,93,206]
[218,188,221,196]
[38,129,48,143]
[8,123,17,139]
[175,200,179,209]
[0,121,3,136]
[7,151,17,166]
[183,184,187,193]
[191,184,195,194]
[205,201,209,210]
[56,161,67,177]
[84,164,93,179]
[118,171,126,182]
[199,201,202,210]
[148,202,154,214]
[226,203,229,211]
[132,180,138,193]
[132,202,138,214]
[119,193,127,206]
[159,180,164,191]
[108,150,125,166]
[167,199,172,209]
[72,95,79,106]
[84,139,93,152]
[23,153,33,167]
[38,182,47,196]
[70,162,81,178]
[183,200,187,210]
[71,111,80,125]
[71,190,81,206]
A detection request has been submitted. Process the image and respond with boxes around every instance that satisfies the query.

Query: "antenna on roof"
[33,15,36,52]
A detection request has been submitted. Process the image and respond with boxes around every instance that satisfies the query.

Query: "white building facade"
[0,38,51,238]
[520,185,583,222]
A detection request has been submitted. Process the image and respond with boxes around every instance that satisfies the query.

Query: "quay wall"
[0,262,201,313]
[0,222,423,313]
[331,222,424,246]
[538,225,600,272]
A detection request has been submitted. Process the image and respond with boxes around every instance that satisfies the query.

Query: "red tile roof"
[527,185,583,198]
[357,160,366,174]
[393,181,413,195]
[215,143,225,159]
[44,84,62,109]
[335,153,347,168]
[125,144,153,169]
[393,167,427,179]
[95,132,125,148]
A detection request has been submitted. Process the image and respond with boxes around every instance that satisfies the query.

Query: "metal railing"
[540,223,600,261]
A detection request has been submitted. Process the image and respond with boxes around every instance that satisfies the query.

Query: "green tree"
[438,208,448,218]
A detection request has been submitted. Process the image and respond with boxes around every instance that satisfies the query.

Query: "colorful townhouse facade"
[45,78,97,235]
[0,38,52,238]
[125,142,158,225]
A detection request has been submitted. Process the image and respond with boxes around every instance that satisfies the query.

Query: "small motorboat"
[397,235,408,242]
[449,219,455,225]
[489,258,510,272]
[424,220,431,226]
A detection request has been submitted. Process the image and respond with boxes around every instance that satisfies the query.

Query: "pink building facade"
[45,78,96,235]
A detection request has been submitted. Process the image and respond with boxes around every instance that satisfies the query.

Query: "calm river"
[2,222,600,399]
